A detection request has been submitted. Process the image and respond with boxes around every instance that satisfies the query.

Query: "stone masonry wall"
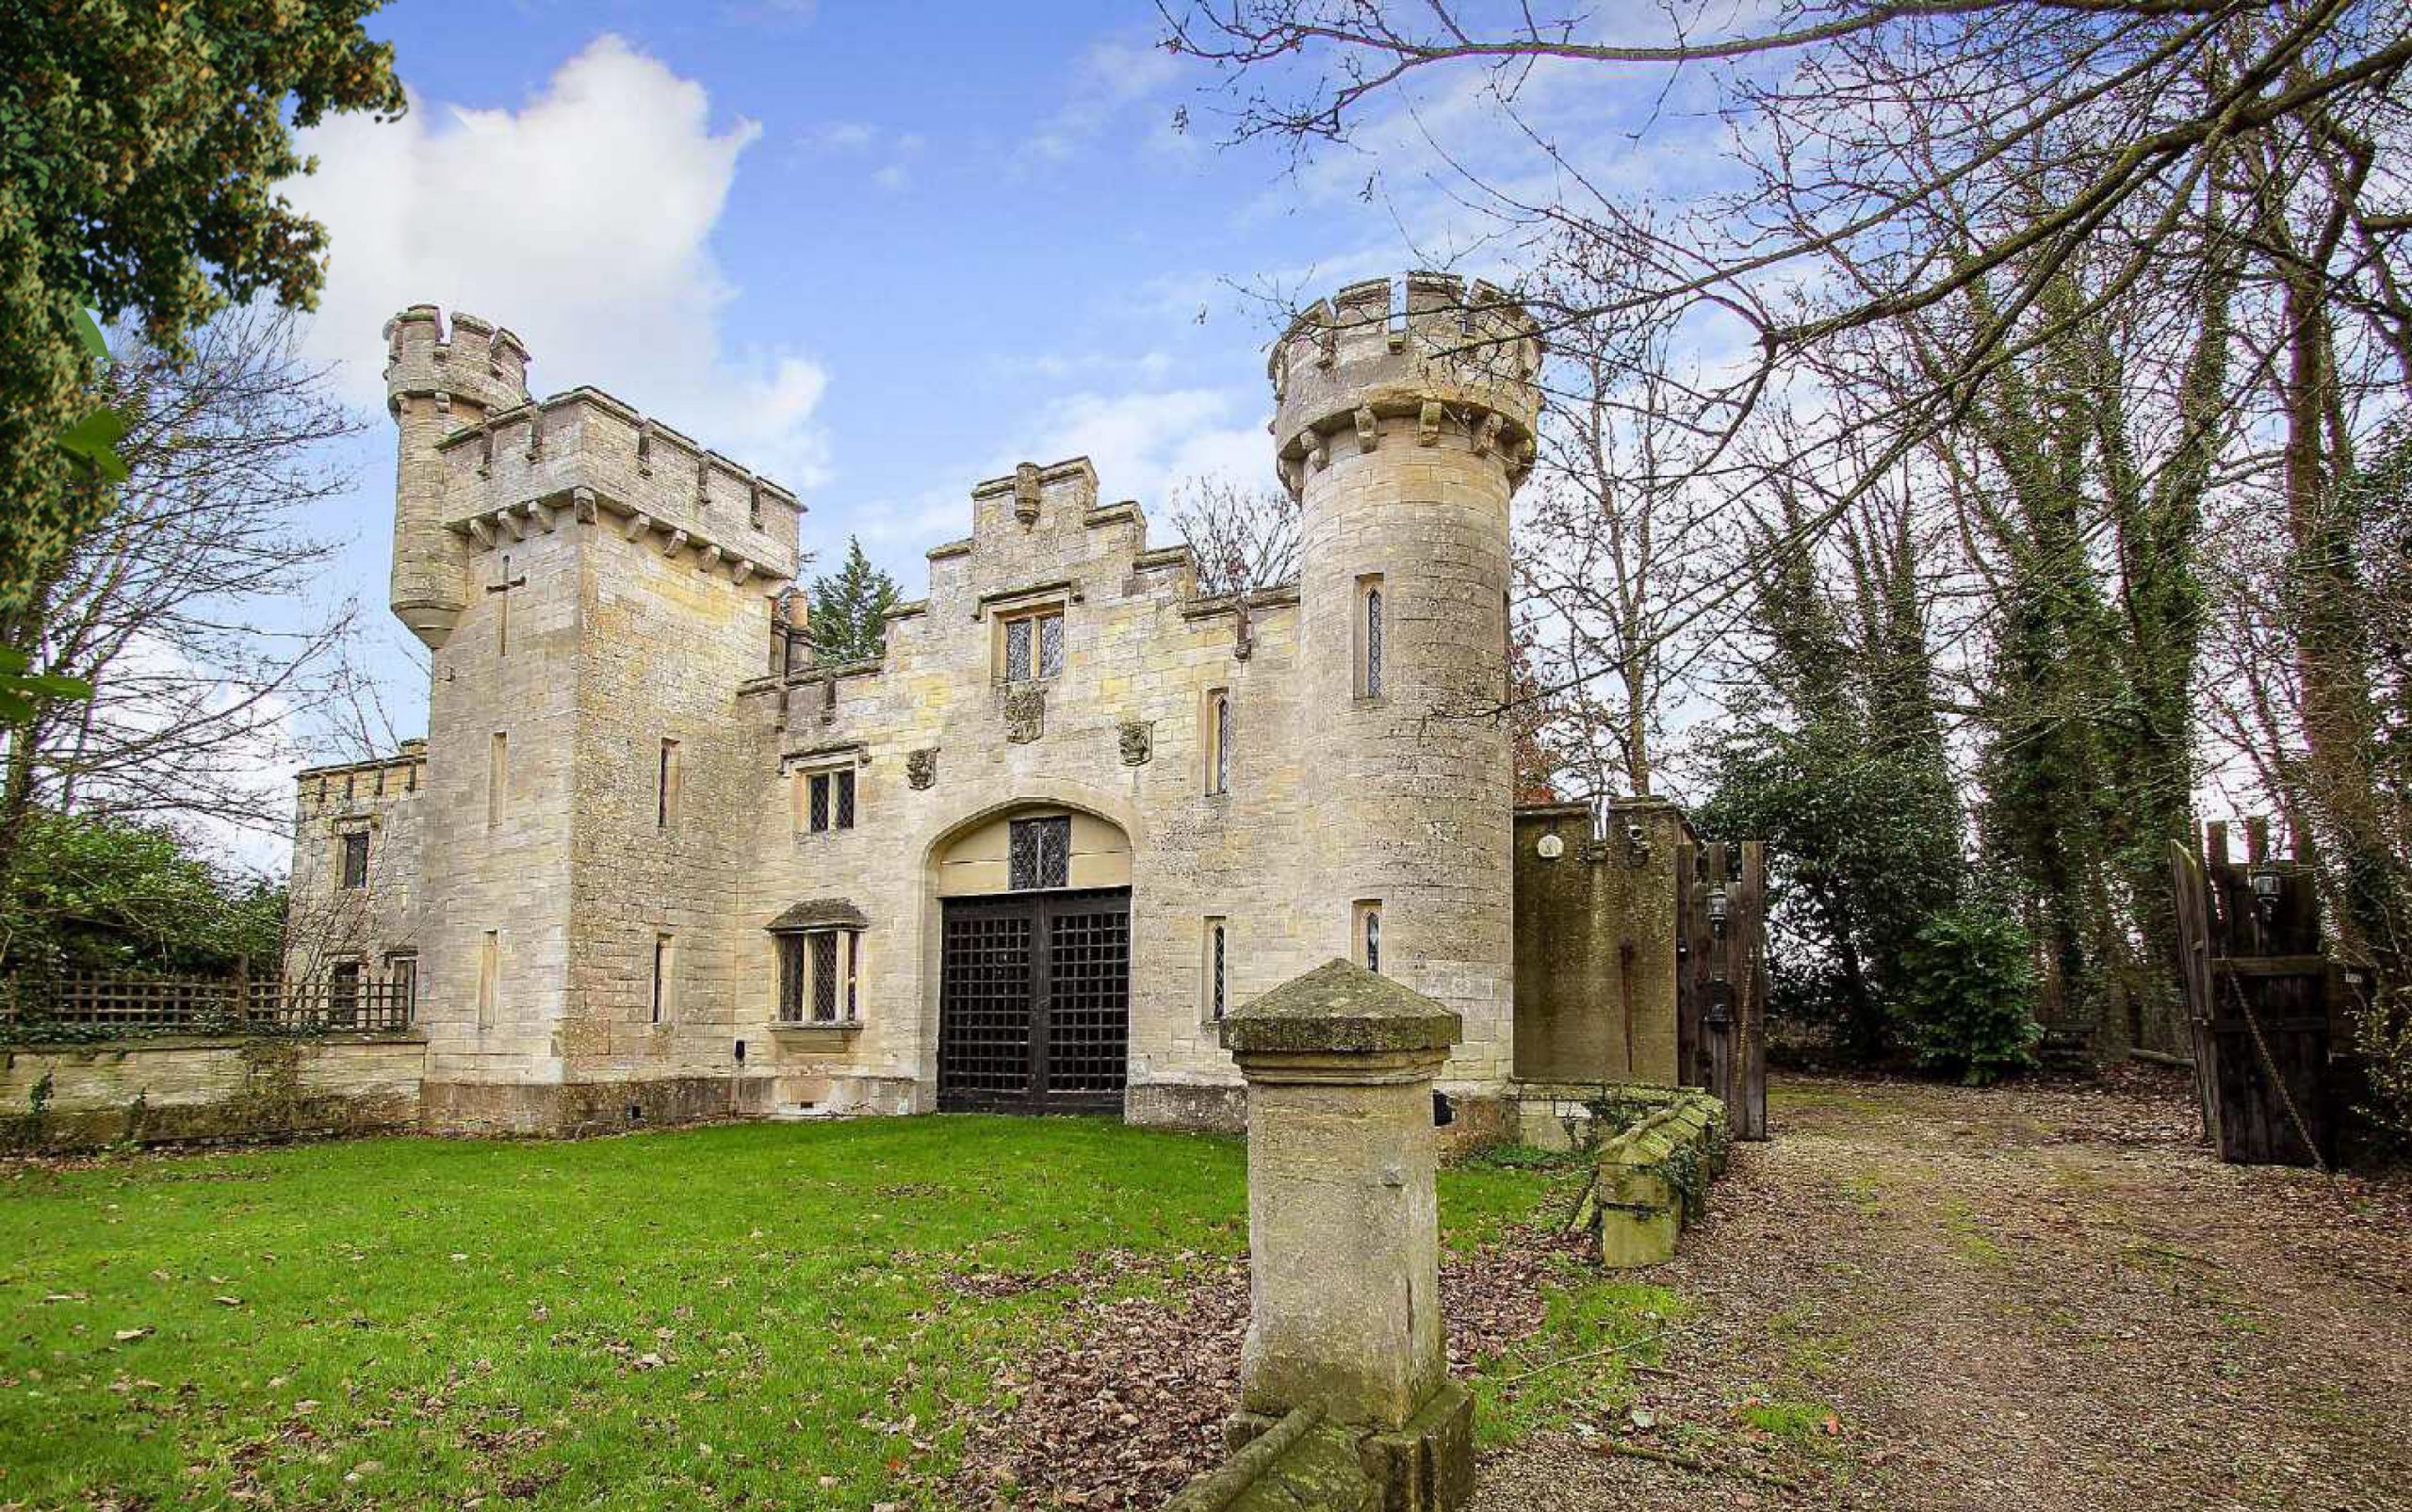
[2,1035,426,1150]
[739,461,1328,1116]
[285,747,429,989]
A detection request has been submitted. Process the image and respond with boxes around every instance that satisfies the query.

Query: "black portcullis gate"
[938,887,1130,1114]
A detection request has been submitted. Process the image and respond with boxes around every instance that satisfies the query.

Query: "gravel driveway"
[1474,1068,2412,1512]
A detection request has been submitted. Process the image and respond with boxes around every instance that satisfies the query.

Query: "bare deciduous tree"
[0,305,367,896]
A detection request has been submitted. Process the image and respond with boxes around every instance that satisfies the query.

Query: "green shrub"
[1898,903,2042,1084]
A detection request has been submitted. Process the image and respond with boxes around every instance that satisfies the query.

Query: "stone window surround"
[775,926,862,1025]
[988,589,1072,686]
[768,899,870,1032]
[334,822,371,890]
[1202,687,1232,797]
[1353,898,1385,974]
[789,752,863,835]
[1354,573,1387,703]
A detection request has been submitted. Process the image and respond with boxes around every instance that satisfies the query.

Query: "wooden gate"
[937,887,1131,1114]
[2169,821,2337,1166]
[1676,838,1769,1140]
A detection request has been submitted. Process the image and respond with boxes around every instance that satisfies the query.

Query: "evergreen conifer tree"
[804,538,901,665]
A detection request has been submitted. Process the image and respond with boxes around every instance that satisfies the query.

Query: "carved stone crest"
[1118,720,1153,767]
[1004,690,1045,744]
[905,748,938,790]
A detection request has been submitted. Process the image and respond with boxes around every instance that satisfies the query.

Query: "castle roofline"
[432,385,803,508]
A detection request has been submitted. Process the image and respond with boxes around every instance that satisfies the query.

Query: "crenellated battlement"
[422,384,804,585]
[383,305,532,419]
[1268,272,1543,497]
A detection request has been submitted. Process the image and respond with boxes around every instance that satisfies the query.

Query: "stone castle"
[289,274,1568,1134]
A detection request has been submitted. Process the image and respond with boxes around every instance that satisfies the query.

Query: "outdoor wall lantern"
[2249,868,2282,919]
[1707,884,1730,939]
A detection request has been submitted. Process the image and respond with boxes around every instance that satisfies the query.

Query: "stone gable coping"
[1221,958,1462,1055]
[974,578,1083,620]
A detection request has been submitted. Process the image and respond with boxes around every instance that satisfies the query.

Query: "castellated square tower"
[290,277,1542,1135]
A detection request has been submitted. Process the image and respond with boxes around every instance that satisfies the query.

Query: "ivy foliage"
[0,809,284,979]
[0,1,405,622]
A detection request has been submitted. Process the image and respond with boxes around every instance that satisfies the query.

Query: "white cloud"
[1025,387,1274,506]
[285,34,831,489]
[1023,35,1187,164]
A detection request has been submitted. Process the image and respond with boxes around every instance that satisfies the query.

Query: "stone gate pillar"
[1222,957,1475,1511]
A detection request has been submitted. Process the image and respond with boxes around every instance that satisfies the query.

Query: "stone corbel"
[1475,411,1505,458]
[1418,399,1443,447]
[466,516,496,549]
[729,557,756,585]
[623,512,654,544]
[661,528,690,560]
[1355,404,1379,454]
[1309,434,1329,473]
[696,543,724,574]
[520,499,554,534]
[636,420,655,477]
[572,486,597,525]
[496,507,527,543]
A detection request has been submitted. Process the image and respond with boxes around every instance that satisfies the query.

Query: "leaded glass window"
[1364,587,1385,698]
[1004,617,1033,680]
[835,768,856,829]
[810,930,839,1021]
[1003,610,1066,681]
[777,935,806,1020]
[1210,919,1227,1020]
[1209,691,1230,795]
[1008,815,1071,890]
[1360,903,1382,973]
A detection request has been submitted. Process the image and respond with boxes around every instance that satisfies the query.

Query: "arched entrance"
[933,805,1132,1114]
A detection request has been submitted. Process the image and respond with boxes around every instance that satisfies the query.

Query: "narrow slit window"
[339,829,369,889]
[651,933,674,1025]
[487,732,509,825]
[1204,917,1229,1021]
[1206,690,1231,796]
[1364,585,1384,697]
[478,931,499,1029]
[1355,901,1383,974]
[657,739,680,830]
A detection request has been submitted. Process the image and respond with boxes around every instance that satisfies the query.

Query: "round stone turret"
[1272,273,1543,1089]
[382,306,533,647]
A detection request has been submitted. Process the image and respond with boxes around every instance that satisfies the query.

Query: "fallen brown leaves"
[933,1230,1588,1510]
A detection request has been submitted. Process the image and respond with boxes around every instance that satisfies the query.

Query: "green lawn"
[0,1117,1560,1511]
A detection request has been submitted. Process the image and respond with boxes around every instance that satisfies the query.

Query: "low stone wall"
[421,1074,778,1137]
[1570,1089,1730,1268]
[2,1032,427,1151]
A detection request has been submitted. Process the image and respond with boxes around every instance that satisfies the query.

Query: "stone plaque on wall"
[1118,720,1153,766]
[1004,690,1045,744]
[905,748,938,789]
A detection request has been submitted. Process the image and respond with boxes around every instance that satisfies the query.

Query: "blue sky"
[276,1,1459,750]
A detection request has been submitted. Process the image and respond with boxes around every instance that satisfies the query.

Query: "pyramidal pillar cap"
[1221,958,1461,1075]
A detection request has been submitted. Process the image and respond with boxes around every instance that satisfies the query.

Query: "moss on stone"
[1221,958,1461,1055]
